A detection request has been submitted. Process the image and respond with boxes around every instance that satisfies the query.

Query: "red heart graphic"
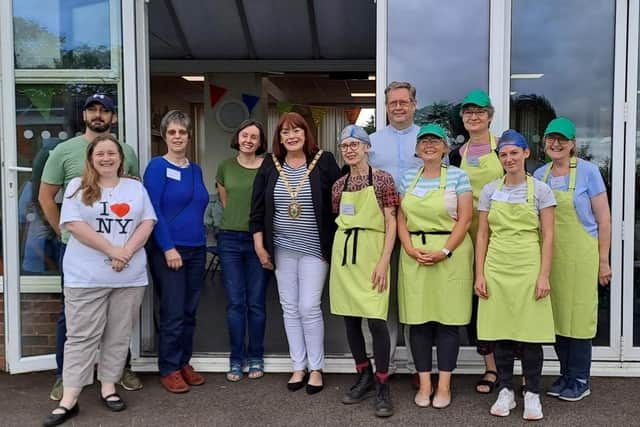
[110,203,130,218]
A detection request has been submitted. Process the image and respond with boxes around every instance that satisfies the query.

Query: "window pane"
[13,0,120,69]
[388,0,489,140]
[511,0,615,346]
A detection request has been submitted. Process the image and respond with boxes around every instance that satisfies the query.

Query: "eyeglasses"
[462,109,488,118]
[417,136,443,146]
[387,100,414,108]
[338,141,362,152]
[280,127,303,137]
[544,135,571,145]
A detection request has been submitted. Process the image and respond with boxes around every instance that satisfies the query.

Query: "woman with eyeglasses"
[330,125,398,418]
[44,135,156,426]
[475,130,556,421]
[533,117,611,402]
[397,123,474,409]
[449,89,505,395]
[250,112,341,394]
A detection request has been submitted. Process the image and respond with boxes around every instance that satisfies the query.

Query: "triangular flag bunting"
[209,84,227,108]
[241,94,260,113]
[310,106,328,128]
[276,101,293,115]
[344,107,361,124]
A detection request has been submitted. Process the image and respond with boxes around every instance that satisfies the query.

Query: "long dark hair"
[272,112,319,160]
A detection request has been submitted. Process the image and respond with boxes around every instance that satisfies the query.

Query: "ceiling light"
[182,75,205,82]
[510,73,544,79]
[368,74,376,80]
[351,92,376,97]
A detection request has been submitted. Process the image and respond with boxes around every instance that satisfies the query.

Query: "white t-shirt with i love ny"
[60,177,157,288]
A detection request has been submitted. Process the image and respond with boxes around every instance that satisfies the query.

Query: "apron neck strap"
[439,163,447,189]
[462,133,496,159]
[498,175,533,206]
[541,157,577,192]
[342,165,373,192]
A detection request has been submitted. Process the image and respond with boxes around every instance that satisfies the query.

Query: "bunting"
[241,94,261,113]
[209,84,227,108]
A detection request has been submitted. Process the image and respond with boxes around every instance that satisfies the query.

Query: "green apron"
[542,159,599,339]
[398,165,474,325]
[330,166,389,320]
[477,176,555,342]
[460,135,504,241]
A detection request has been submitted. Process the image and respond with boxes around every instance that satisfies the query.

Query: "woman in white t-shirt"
[44,135,156,427]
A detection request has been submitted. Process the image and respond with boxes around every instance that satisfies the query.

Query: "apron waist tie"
[342,227,364,266]
[409,230,451,245]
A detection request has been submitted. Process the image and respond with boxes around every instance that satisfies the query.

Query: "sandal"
[248,360,264,380]
[225,363,244,382]
[475,370,498,394]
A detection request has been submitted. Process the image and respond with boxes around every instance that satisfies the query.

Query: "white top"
[60,177,157,288]
[478,177,556,214]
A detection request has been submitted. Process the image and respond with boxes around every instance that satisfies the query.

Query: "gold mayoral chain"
[272,150,323,219]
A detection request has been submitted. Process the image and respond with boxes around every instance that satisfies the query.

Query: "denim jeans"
[148,243,206,376]
[217,230,269,366]
[555,335,592,382]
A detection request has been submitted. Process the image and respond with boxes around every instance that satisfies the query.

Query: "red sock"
[376,371,389,384]
[355,360,370,373]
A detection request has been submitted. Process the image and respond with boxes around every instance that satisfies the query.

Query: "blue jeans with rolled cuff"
[555,335,592,383]
[217,230,269,366]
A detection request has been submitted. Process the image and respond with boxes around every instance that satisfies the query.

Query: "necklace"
[272,150,323,219]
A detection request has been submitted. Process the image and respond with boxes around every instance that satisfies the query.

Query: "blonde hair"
[69,134,124,206]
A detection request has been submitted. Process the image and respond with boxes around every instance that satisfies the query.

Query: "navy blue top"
[143,156,209,251]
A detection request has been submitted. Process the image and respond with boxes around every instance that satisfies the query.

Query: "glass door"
[3,0,131,373]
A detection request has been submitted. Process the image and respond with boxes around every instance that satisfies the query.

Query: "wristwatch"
[441,248,453,258]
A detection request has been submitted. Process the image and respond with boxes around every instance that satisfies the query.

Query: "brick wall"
[0,293,61,372]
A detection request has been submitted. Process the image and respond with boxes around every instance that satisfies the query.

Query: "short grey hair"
[384,81,417,103]
[160,110,193,139]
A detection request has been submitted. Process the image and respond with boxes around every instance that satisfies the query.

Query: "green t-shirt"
[216,157,260,232]
[41,134,140,242]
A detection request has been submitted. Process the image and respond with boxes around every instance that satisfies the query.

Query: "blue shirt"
[143,157,210,251]
[368,124,423,192]
[533,158,606,237]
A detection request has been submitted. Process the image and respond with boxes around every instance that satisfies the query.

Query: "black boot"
[342,364,375,404]
[374,381,394,418]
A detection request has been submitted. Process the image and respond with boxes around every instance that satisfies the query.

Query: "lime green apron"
[460,135,504,241]
[477,176,555,342]
[330,166,389,320]
[542,159,599,339]
[398,165,474,325]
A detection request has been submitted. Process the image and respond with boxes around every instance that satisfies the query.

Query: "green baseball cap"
[462,89,492,108]
[417,123,447,141]
[544,117,576,139]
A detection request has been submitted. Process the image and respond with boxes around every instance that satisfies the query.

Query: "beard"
[85,119,110,133]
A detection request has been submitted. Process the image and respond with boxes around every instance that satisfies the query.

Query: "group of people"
[40,79,611,425]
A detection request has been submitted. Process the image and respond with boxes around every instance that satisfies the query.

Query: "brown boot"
[160,370,190,393]
[181,364,205,386]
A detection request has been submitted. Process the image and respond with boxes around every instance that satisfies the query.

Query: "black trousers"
[344,316,390,373]
[410,322,460,372]
[495,340,543,394]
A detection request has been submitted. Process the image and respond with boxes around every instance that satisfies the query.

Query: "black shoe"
[342,364,375,404]
[374,381,394,418]
[100,392,126,412]
[43,403,79,427]
[287,371,308,391]
[306,370,324,395]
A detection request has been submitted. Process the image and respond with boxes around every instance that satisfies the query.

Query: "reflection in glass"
[388,0,489,141]
[511,0,614,346]
[15,84,118,277]
[13,0,120,69]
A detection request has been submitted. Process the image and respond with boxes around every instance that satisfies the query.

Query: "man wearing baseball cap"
[39,93,141,400]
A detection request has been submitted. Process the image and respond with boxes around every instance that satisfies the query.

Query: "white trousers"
[274,247,328,371]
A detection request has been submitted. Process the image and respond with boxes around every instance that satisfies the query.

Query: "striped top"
[273,162,322,259]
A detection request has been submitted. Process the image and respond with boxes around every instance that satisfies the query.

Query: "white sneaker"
[523,391,544,421]
[490,388,516,417]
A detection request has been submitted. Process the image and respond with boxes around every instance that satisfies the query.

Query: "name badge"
[491,190,510,202]
[340,203,356,216]
[549,176,566,190]
[411,186,428,198]
[166,168,181,181]
[466,156,480,167]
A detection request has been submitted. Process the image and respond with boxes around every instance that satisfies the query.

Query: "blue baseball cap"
[497,129,528,151]
[83,93,115,112]
[340,125,371,146]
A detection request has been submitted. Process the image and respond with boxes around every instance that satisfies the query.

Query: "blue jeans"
[149,243,206,376]
[555,335,592,382]
[217,230,269,366]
